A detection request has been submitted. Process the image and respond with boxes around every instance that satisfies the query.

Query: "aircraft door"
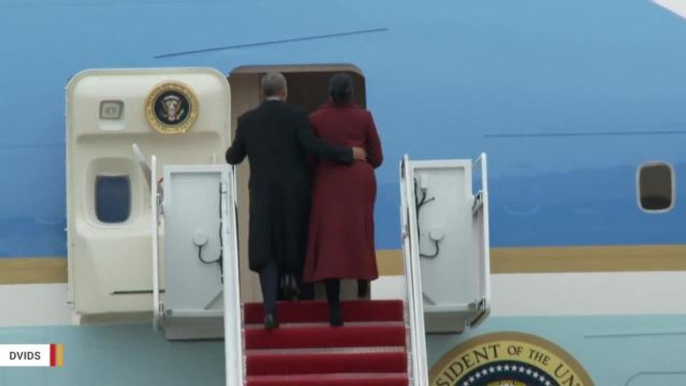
[66,68,231,317]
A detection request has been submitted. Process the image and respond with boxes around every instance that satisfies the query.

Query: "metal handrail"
[223,167,244,386]
[400,155,429,386]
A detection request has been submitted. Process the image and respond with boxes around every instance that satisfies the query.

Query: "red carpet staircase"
[243,300,409,386]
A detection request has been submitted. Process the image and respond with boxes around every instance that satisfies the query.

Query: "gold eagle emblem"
[145,81,198,134]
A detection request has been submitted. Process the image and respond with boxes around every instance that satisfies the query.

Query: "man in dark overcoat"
[225,72,366,329]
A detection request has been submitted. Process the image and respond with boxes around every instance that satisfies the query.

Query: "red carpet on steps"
[243,299,405,324]
[247,348,407,375]
[246,373,409,386]
[244,300,409,386]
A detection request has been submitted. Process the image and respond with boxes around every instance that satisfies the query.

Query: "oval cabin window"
[638,162,674,212]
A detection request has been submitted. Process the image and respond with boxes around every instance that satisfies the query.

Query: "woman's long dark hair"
[329,73,354,105]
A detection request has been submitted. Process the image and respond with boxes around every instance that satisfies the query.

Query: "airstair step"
[246,372,409,386]
[242,299,409,384]
[244,322,406,350]
[246,347,407,375]
[243,300,404,324]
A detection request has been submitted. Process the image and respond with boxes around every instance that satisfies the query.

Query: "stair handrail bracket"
[400,155,430,386]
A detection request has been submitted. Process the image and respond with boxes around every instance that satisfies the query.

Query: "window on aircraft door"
[95,175,131,223]
[638,162,674,212]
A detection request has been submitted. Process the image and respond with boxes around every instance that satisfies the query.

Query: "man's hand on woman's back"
[352,147,367,161]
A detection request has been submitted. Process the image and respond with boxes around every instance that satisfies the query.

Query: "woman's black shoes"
[329,305,344,327]
[357,280,369,298]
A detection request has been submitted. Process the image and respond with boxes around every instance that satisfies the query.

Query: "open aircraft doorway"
[227,64,366,303]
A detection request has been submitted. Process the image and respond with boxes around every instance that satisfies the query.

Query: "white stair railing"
[400,152,491,382]
[148,156,243,385]
[400,155,429,386]
[471,153,491,325]
[151,155,161,331]
[223,166,244,386]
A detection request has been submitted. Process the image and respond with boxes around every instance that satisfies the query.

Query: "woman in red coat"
[303,73,383,326]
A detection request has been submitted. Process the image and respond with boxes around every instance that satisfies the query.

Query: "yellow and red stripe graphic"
[0,344,63,367]
[50,344,64,367]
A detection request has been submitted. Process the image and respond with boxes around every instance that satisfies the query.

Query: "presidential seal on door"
[145,81,198,134]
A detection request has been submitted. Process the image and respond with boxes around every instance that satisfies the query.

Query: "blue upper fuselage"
[0,0,684,257]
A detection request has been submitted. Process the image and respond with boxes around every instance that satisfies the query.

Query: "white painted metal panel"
[160,165,229,340]
[401,154,491,334]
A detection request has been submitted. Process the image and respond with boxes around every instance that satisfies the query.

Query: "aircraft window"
[638,162,674,212]
[95,175,131,223]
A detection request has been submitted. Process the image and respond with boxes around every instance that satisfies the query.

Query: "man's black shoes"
[264,313,279,330]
